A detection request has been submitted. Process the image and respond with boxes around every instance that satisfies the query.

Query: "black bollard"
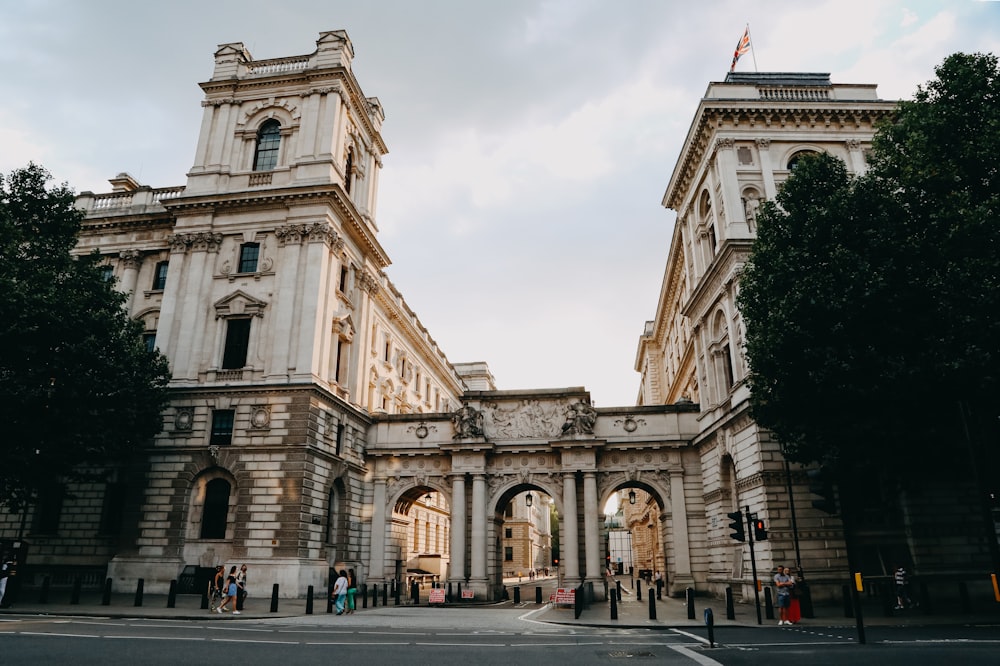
[799,581,814,618]
[536,586,543,604]
[447,582,453,603]
[616,580,622,602]
[725,586,735,620]
[39,576,50,604]
[70,577,82,605]
[919,580,931,615]
[410,581,420,605]
[648,589,657,620]
[167,579,177,608]
[686,587,695,620]
[201,584,209,610]
[764,586,774,620]
[327,582,334,614]
[270,583,279,612]
[394,580,401,606]
[657,580,663,600]
[362,583,368,609]
[383,582,389,607]
[306,585,314,614]
[842,584,854,617]
[134,578,144,607]
[514,586,520,603]
[102,577,113,607]
[704,608,715,648]
[610,589,618,620]
[637,584,642,601]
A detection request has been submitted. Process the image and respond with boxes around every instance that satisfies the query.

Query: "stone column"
[470,474,487,586]
[367,477,387,583]
[562,473,580,581]
[583,472,600,586]
[156,236,189,362]
[846,139,868,175]
[177,233,222,381]
[450,474,466,583]
[669,468,695,592]
[118,249,142,312]
[757,138,778,200]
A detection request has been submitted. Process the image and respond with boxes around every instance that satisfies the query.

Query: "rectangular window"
[152,261,169,290]
[99,482,127,535]
[142,332,156,353]
[238,243,260,273]
[222,318,251,369]
[505,527,513,539]
[336,423,345,456]
[210,409,235,446]
[339,265,348,292]
[504,547,514,562]
[32,484,65,535]
[99,265,114,283]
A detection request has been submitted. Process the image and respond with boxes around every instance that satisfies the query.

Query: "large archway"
[366,389,701,601]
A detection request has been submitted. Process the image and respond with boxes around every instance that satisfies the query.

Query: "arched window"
[253,119,281,171]
[344,147,354,194]
[200,478,231,539]
[786,150,817,170]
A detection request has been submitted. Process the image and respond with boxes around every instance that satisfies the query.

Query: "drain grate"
[607,650,656,658]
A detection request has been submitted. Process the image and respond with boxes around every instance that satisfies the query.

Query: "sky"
[1,1,998,407]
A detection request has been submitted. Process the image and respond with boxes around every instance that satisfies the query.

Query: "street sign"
[428,589,446,604]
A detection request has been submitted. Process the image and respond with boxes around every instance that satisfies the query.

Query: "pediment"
[214,290,268,318]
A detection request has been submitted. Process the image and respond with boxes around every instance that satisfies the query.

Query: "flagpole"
[747,24,758,72]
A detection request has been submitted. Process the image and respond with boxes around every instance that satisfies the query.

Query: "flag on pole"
[730,26,751,72]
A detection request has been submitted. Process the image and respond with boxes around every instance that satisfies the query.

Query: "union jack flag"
[730,26,751,72]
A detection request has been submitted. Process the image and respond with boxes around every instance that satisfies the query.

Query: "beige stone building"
[3,36,992,607]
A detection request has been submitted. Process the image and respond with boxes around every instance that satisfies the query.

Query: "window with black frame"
[253,119,281,171]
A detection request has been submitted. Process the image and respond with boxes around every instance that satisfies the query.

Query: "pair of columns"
[448,471,601,590]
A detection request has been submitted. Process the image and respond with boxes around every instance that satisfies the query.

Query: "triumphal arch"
[368,388,700,600]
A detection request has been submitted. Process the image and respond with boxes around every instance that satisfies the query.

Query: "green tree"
[739,53,1000,472]
[0,164,171,513]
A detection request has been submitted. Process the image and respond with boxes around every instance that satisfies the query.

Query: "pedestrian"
[236,564,248,610]
[332,569,348,615]
[654,570,663,597]
[774,565,793,625]
[894,565,912,609]
[217,568,240,614]
[209,564,225,611]
[346,568,357,614]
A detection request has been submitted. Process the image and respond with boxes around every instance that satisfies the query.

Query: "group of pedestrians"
[210,563,248,614]
[331,568,357,615]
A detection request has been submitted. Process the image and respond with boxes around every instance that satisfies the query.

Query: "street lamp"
[628,489,636,505]
[525,492,533,507]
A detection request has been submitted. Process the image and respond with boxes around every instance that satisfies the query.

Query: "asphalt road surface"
[2,606,999,665]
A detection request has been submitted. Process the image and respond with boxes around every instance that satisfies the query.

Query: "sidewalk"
[534,585,1000,630]
[2,587,998,629]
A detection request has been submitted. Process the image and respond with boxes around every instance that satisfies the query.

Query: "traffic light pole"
[745,506,762,625]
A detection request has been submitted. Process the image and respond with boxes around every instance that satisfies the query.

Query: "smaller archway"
[490,483,559,599]
[603,482,669,596]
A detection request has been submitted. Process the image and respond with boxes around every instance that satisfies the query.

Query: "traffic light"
[727,511,745,542]
[752,518,768,541]
[807,467,837,514]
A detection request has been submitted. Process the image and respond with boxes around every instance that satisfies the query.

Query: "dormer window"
[253,119,281,171]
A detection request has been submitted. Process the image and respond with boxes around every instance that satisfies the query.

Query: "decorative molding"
[168,232,223,253]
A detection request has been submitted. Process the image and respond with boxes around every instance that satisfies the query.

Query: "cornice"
[664,100,895,211]
[162,185,390,269]
[680,239,751,323]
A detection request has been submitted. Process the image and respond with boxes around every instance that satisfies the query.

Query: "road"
[2,605,999,665]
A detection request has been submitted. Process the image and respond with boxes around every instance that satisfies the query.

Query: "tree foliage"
[0,164,171,511]
[738,53,1000,473]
